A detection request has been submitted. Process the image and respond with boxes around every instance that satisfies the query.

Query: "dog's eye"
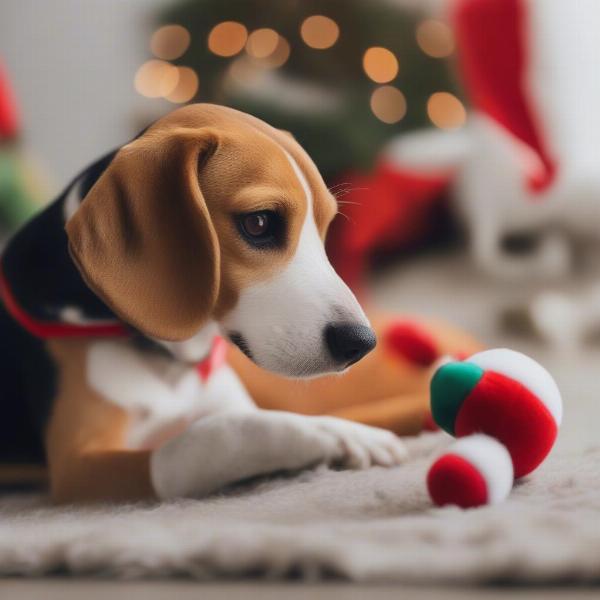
[243,213,270,237]
[237,211,282,249]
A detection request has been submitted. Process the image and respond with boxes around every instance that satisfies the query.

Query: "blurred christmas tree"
[0,59,47,241]
[152,0,460,180]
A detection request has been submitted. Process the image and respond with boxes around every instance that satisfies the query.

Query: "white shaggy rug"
[1,433,599,584]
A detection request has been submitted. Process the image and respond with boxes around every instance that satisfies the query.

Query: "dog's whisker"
[336,211,356,226]
[329,183,356,190]
[336,200,362,207]
[332,190,369,202]
[335,186,369,196]
[328,182,354,192]
[329,186,358,199]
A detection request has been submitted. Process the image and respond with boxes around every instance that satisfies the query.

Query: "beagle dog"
[0,104,408,503]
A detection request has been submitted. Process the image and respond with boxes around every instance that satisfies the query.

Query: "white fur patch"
[448,434,514,505]
[466,348,563,425]
[63,178,83,221]
[59,305,121,326]
[87,337,252,449]
[156,322,220,363]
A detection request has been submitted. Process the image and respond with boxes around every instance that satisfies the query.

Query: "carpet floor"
[0,432,598,583]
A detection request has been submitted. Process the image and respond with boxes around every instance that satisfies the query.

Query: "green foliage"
[160,0,459,179]
[0,149,40,230]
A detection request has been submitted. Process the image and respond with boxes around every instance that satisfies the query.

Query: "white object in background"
[386,0,600,284]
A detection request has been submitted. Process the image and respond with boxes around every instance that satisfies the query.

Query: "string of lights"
[134,14,465,130]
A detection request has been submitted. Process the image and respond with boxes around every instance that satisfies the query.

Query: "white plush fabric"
[440,434,514,505]
[0,432,599,583]
[467,349,563,424]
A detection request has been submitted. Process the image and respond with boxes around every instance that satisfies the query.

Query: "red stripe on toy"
[385,321,439,367]
[0,262,128,338]
[454,370,558,478]
[427,453,488,508]
[422,411,440,432]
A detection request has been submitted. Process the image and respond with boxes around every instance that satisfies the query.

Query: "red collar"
[0,261,127,338]
[0,262,227,381]
[196,335,227,382]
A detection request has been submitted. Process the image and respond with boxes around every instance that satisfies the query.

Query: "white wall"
[0,0,442,195]
[0,0,169,193]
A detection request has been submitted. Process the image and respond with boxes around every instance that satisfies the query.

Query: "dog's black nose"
[325,323,377,367]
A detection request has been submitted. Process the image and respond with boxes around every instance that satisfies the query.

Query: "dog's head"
[66,104,375,377]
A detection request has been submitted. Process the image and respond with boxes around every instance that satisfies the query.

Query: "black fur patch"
[228,332,253,360]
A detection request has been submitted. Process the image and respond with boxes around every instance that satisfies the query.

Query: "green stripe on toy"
[430,361,483,435]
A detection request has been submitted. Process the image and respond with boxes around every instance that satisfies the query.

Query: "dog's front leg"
[46,339,406,502]
[150,410,408,499]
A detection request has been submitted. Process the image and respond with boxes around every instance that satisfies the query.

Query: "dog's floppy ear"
[66,127,220,341]
[279,130,296,140]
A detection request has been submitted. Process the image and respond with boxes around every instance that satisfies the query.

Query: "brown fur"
[66,127,221,342]
[45,338,153,502]
[67,104,337,340]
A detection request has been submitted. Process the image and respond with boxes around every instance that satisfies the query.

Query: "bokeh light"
[246,28,279,59]
[363,47,399,83]
[416,19,455,58]
[226,56,259,86]
[134,59,179,98]
[165,66,199,103]
[300,15,339,49]
[370,86,406,124]
[427,92,466,129]
[208,21,248,57]
[150,25,191,60]
[263,36,291,68]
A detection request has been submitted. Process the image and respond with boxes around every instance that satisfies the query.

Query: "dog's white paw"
[151,410,407,499]
[248,412,408,471]
[310,415,408,469]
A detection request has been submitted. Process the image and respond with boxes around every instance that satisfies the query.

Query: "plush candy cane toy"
[427,349,562,508]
